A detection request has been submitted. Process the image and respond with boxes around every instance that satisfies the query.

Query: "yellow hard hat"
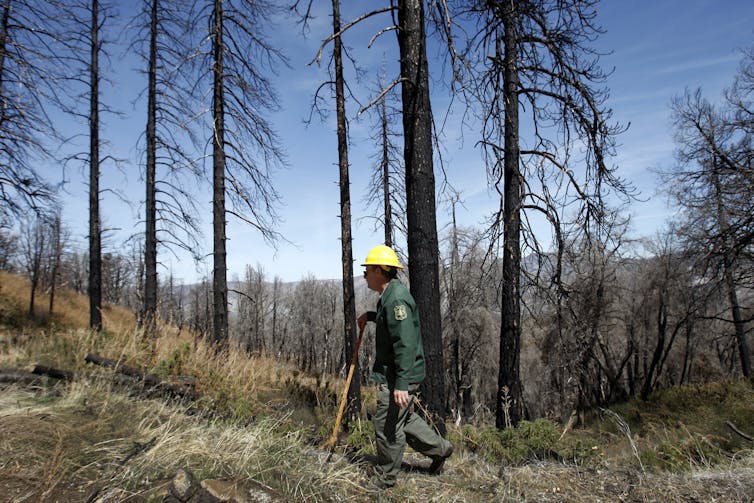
[361,245,404,269]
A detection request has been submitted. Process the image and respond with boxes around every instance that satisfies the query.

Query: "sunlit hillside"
[1,270,753,502]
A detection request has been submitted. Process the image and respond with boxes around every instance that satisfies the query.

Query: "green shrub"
[345,418,375,455]
[154,342,192,377]
[228,396,257,424]
[477,426,507,463]
[461,419,560,465]
[517,418,559,451]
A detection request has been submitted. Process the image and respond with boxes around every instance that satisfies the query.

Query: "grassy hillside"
[1,270,753,502]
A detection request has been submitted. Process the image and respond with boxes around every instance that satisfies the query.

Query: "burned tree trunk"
[397,0,446,428]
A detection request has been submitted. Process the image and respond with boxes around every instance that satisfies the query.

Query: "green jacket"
[369,279,426,390]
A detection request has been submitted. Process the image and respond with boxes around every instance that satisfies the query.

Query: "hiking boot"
[428,443,454,474]
[365,475,394,491]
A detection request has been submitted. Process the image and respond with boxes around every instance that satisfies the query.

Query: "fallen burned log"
[84,353,200,401]
[31,364,75,381]
[0,370,43,385]
[1,364,74,387]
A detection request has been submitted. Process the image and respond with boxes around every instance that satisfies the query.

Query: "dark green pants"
[373,383,452,486]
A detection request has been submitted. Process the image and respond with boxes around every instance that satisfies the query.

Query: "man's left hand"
[393,389,410,408]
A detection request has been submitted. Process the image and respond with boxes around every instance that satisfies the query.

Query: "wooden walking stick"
[325,324,365,460]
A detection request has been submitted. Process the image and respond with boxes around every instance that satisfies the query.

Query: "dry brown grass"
[2,380,752,503]
[0,271,304,416]
[0,384,383,502]
[0,270,136,331]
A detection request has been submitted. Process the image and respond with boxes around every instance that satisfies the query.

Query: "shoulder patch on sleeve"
[394,304,408,321]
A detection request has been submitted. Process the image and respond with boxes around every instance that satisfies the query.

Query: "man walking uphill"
[357,245,454,489]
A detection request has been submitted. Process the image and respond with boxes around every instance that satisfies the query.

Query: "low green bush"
[154,342,192,377]
[460,419,560,465]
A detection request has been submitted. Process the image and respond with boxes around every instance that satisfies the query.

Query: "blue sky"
[50,0,754,284]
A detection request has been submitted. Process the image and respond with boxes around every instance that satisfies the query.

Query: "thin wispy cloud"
[656,53,742,76]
